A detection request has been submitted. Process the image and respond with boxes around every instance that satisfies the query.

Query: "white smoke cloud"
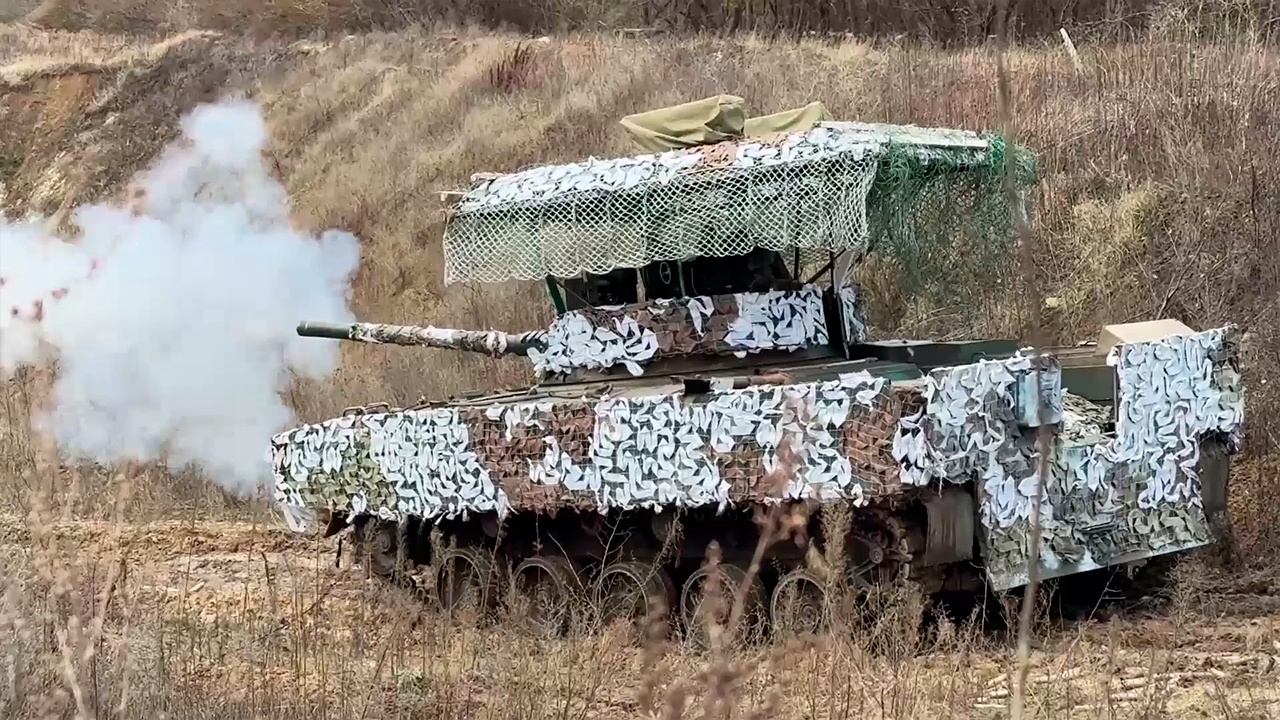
[0,98,361,497]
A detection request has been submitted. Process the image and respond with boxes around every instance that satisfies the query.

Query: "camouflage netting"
[531,285,837,377]
[865,138,1035,307]
[897,327,1244,588]
[272,371,909,519]
[442,122,1035,299]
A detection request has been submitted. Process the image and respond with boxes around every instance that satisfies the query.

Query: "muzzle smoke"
[0,99,361,496]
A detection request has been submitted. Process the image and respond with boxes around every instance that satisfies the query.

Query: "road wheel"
[680,562,766,648]
[594,560,675,634]
[436,546,502,622]
[510,556,581,638]
[771,569,829,638]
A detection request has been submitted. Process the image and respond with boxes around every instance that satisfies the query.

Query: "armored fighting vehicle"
[270,97,1244,639]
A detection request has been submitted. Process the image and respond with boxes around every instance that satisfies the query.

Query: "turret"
[295,98,1034,384]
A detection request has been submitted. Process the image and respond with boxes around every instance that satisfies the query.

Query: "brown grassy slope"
[1,27,1278,555]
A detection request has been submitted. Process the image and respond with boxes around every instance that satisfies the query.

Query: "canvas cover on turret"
[742,101,830,137]
[619,95,748,152]
[620,96,831,152]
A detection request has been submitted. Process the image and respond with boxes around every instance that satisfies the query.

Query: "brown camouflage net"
[457,404,598,513]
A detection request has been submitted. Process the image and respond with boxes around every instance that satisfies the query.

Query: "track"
[341,504,931,645]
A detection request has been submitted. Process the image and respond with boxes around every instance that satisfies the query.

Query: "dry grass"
[2,477,1278,720]
[2,17,1280,720]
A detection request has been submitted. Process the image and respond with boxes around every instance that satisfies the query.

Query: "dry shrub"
[1226,456,1280,560]
[1051,187,1158,333]
[485,42,540,94]
[1151,0,1273,42]
[6,495,1274,720]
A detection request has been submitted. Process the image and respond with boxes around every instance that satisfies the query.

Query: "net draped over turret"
[270,96,1244,639]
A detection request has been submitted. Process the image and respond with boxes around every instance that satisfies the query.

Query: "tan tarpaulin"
[620,96,829,152]
[620,95,747,153]
[1096,319,1195,355]
[743,101,830,137]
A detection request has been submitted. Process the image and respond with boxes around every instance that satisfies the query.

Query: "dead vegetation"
[1,12,1280,720]
[9,0,1280,42]
[2,466,1278,719]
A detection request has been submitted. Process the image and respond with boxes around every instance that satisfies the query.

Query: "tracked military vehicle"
[270,97,1244,639]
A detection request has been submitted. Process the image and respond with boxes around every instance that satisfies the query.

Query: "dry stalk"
[994,0,1056,718]
[638,590,672,716]
[713,386,812,647]
[683,385,812,719]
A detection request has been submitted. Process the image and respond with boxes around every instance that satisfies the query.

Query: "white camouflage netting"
[886,328,1243,589]
[271,328,1241,526]
[441,123,981,284]
[270,326,1243,590]
[529,285,831,377]
[271,371,892,518]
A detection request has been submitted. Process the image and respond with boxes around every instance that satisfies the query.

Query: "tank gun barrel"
[297,321,548,357]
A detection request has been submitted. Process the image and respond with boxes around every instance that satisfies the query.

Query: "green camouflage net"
[442,123,1037,299]
[864,137,1038,311]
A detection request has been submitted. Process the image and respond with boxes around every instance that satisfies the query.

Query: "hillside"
[7,0,1278,41]
[2,16,1280,720]
[3,24,1278,541]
